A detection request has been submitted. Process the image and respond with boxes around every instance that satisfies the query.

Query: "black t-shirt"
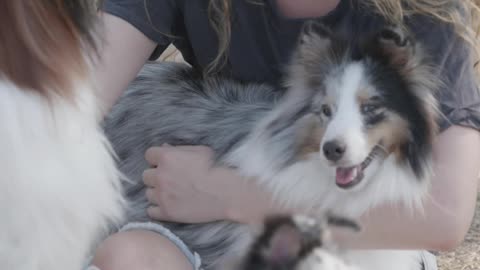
[102,0,480,132]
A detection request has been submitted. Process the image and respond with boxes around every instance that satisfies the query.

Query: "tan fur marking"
[297,118,325,160]
[366,113,409,161]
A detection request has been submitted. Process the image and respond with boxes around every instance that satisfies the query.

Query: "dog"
[0,1,125,270]
[103,20,440,270]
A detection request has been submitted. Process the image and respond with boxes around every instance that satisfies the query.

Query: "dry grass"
[437,195,480,270]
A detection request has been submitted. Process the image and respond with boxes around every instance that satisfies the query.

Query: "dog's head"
[259,21,439,191]
[0,0,100,99]
[293,21,439,189]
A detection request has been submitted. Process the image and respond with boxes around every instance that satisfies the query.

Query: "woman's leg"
[91,230,194,270]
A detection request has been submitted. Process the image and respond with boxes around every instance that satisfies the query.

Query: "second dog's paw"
[235,214,361,270]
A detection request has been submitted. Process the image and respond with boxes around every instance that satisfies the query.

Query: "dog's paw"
[234,214,361,270]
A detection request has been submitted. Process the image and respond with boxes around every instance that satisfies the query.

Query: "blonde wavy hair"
[206,0,480,77]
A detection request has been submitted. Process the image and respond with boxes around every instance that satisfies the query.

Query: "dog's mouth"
[335,146,382,189]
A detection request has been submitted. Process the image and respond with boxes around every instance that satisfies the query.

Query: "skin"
[93,14,156,115]
[92,2,480,269]
[275,0,341,18]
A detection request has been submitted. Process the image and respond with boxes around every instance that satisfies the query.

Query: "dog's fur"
[0,1,125,270]
[104,21,440,270]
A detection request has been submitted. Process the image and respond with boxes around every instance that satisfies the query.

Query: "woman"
[90,1,480,270]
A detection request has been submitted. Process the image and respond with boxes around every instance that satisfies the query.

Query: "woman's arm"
[144,125,479,251]
[94,13,157,115]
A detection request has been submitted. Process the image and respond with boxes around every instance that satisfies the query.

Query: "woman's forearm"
[94,13,156,116]
[216,168,284,225]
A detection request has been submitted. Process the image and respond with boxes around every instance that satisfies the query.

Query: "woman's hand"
[142,144,284,224]
[143,144,227,223]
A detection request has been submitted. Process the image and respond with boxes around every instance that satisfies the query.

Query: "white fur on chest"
[0,80,125,270]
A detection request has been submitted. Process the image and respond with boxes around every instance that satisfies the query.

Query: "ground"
[438,195,480,270]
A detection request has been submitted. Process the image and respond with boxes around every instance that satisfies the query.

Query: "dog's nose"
[323,140,346,162]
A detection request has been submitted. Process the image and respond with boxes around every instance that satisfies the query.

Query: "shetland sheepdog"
[0,1,125,270]
[104,20,439,270]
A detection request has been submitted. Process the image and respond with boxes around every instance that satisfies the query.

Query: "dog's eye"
[321,104,332,117]
[361,103,381,114]
[361,96,383,115]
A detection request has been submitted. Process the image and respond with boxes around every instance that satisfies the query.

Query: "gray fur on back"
[103,61,283,269]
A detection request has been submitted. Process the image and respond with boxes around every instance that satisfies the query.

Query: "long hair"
[205,0,480,76]
[0,0,100,100]
[206,0,233,74]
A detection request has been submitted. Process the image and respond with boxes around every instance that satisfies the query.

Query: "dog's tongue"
[336,167,359,185]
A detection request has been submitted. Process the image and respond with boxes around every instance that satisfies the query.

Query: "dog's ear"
[376,26,415,67]
[300,20,332,45]
[376,25,416,70]
[297,20,333,57]
[288,20,334,93]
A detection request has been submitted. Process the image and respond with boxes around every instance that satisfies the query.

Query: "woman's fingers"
[142,168,158,188]
[145,146,163,167]
[147,205,165,220]
[145,188,158,205]
[141,144,232,223]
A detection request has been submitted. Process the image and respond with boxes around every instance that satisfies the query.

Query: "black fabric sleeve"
[437,38,480,132]
[102,0,179,60]
[410,16,480,132]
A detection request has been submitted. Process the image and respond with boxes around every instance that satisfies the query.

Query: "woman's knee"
[90,230,193,270]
